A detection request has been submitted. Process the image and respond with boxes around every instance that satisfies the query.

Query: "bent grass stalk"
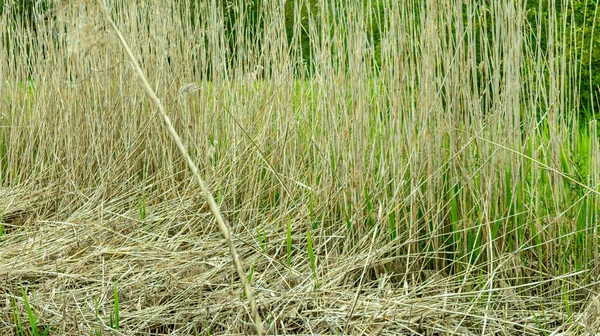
[95,1,264,334]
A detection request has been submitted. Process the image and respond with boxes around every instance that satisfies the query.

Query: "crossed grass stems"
[1,0,600,334]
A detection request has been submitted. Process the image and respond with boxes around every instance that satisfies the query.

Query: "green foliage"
[16,286,50,336]
[284,0,319,74]
[243,261,256,299]
[1,0,54,78]
[0,0,49,28]
[21,286,38,336]
[111,283,120,330]
[525,0,600,117]
[178,0,382,77]
[2,0,597,108]
[11,296,23,336]
[256,226,267,252]
[0,137,6,183]
[139,193,147,221]
[570,1,600,114]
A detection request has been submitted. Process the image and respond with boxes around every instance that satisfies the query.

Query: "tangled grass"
[1,0,600,334]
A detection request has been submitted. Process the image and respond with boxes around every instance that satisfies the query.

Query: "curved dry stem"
[94,1,264,335]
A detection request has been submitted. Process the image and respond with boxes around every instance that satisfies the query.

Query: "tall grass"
[0,0,599,334]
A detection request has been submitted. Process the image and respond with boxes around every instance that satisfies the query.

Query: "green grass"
[138,193,147,221]
[110,284,120,330]
[11,297,23,336]
[11,286,51,336]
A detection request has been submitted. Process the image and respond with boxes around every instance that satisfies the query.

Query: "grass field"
[1,0,600,334]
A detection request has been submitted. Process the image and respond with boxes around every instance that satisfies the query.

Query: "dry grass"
[1,0,600,334]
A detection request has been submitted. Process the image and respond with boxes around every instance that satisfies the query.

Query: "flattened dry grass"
[1,0,600,334]
[2,183,594,335]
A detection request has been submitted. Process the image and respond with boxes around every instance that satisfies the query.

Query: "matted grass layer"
[1,184,596,335]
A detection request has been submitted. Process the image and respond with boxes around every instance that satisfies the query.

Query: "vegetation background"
[3,0,599,114]
[0,0,600,335]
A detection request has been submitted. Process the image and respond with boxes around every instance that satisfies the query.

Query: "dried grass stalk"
[94,1,264,334]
